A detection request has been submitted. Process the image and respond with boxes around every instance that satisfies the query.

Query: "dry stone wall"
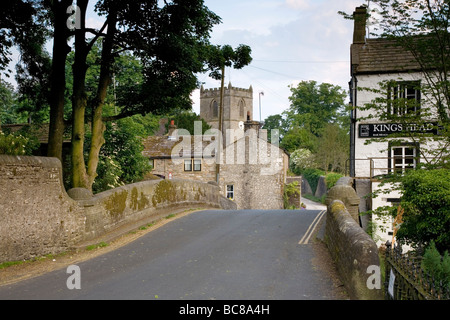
[0,155,222,263]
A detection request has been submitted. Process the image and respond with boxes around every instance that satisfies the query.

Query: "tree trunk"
[71,0,90,189]
[215,65,225,183]
[86,11,117,190]
[47,0,72,161]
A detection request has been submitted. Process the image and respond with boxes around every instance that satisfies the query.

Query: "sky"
[191,0,368,121]
[3,0,369,121]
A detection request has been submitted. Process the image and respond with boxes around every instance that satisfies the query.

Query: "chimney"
[168,120,177,137]
[353,6,367,44]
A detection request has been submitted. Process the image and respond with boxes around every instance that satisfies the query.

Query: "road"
[0,207,346,300]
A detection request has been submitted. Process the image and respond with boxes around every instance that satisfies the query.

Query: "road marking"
[298,210,326,245]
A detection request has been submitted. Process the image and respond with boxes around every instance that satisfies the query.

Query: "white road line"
[298,210,326,245]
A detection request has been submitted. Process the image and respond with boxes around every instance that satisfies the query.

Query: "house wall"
[354,72,427,178]
[354,72,442,245]
[219,135,288,210]
[150,157,216,182]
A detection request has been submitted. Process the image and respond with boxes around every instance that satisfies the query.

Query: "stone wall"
[0,155,86,263]
[0,155,222,263]
[325,196,382,300]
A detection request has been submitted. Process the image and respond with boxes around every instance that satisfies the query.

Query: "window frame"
[184,159,192,172]
[388,142,420,174]
[226,184,234,200]
[387,81,421,116]
[193,159,202,172]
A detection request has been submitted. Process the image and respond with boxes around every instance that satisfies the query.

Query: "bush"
[283,181,301,209]
[397,169,450,252]
[301,168,325,194]
[0,131,36,155]
[421,241,450,288]
[325,172,343,189]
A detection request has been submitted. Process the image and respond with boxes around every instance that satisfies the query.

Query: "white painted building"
[348,6,444,246]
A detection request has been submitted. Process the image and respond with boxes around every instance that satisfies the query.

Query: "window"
[193,159,201,171]
[239,99,245,118]
[149,159,154,170]
[390,145,418,173]
[226,185,234,200]
[184,159,192,171]
[184,159,201,172]
[388,81,421,115]
[212,100,218,118]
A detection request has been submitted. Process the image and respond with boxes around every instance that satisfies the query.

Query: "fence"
[384,241,450,300]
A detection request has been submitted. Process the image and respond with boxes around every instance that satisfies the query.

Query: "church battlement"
[200,83,253,98]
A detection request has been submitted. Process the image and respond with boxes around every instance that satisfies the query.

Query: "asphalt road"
[0,209,344,300]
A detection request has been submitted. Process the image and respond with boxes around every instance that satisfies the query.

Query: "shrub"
[301,168,325,194]
[421,241,450,289]
[0,132,31,155]
[397,169,450,252]
[283,181,301,209]
[325,172,343,189]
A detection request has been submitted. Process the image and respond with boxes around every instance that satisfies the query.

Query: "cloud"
[285,0,310,10]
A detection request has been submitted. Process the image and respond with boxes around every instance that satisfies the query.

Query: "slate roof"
[142,135,216,159]
[352,38,422,74]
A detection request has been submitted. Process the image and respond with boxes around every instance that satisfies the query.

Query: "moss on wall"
[105,189,128,221]
[152,180,177,207]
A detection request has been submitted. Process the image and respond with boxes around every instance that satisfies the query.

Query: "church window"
[239,100,245,118]
[212,100,218,118]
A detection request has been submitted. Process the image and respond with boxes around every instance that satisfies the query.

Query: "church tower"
[200,82,254,145]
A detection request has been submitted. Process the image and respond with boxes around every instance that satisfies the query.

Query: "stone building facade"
[200,83,254,143]
[143,83,289,210]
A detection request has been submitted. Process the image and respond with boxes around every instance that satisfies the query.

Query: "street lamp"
[259,91,264,123]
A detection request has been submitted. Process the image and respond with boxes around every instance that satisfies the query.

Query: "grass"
[85,242,109,251]
[302,193,326,204]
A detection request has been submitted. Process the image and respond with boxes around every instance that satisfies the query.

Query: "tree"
[287,80,347,137]
[0,0,51,129]
[314,123,349,174]
[204,44,252,183]
[168,110,211,135]
[262,114,288,144]
[46,0,74,161]
[67,0,221,190]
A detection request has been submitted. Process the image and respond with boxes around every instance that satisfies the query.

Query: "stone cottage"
[142,83,289,210]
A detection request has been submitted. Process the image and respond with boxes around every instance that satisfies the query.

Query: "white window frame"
[184,159,192,171]
[390,145,417,173]
[193,159,202,172]
[388,81,421,116]
[226,185,234,200]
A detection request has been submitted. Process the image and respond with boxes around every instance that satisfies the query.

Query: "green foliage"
[396,169,450,252]
[283,181,301,209]
[206,44,253,80]
[92,112,156,193]
[421,241,450,288]
[0,130,39,156]
[167,110,211,135]
[289,148,315,174]
[287,80,347,137]
[325,172,343,189]
[301,168,325,194]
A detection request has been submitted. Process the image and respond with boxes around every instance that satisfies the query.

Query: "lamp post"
[259,91,264,123]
